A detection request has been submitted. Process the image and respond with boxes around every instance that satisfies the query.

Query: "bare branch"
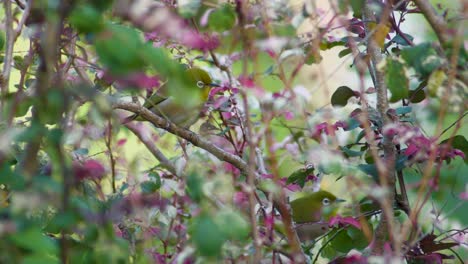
[124,122,178,176]
[412,0,450,45]
[113,101,249,173]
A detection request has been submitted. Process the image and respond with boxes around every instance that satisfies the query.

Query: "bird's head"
[186,67,218,102]
[290,190,345,224]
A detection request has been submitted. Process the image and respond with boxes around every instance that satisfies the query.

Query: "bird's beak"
[209,83,221,87]
[335,198,346,203]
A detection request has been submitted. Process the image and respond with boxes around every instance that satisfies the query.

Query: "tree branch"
[363,1,398,255]
[1,0,15,107]
[124,122,178,176]
[412,0,449,46]
[113,101,248,173]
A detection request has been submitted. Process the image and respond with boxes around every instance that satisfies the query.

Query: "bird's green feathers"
[126,67,214,128]
[290,190,340,223]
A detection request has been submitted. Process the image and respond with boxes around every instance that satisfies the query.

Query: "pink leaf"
[404,144,420,156]
[117,139,127,147]
[283,111,294,120]
[459,192,468,200]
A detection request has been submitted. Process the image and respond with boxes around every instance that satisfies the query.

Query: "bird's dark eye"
[322,198,330,206]
[196,81,204,88]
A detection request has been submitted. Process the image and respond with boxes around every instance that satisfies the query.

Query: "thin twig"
[1,0,15,107]
[124,122,178,176]
[363,0,397,255]
[438,111,467,138]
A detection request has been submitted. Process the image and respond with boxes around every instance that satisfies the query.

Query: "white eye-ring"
[196,81,204,88]
[322,198,330,206]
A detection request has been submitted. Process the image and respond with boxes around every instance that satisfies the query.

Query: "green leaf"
[44,212,79,234]
[331,86,357,107]
[344,117,361,131]
[305,51,322,65]
[215,209,250,241]
[286,166,315,187]
[0,30,5,51]
[350,0,365,18]
[427,69,447,97]
[329,229,353,253]
[401,43,443,77]
[409,88,426,103]
[186,172,204,203]
[95,24,146,75]
[338,48,352,58]
[2,92,33,118]
[384,58,409,102]
[141,181,160,194]
[441,135,468,163]
[395,106,412,115]
[330,227,368,253]
[391,33,414,46]
[178,0,201,18]
[0,163,25,190]
[346,227,369,249]
[337,0,349,14]
[69,5,103,33]
[191,214,226,257]
[23,253,59,264]
[357,164,378,182]
[9,228,58,254]
[273,24,296,37]
[148,171,162,187]
[90,0,113,12]
[340,146,363,158]
[208,3,236,32]
[320,40,346,51]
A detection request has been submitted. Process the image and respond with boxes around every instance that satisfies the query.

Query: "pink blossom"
[117,139,127,147]
[114,225,123,237]
[311,122,335,141]
[233,191,249,208]
[140,8,219,51]
[238,75,256,88]
[285,143,300,156]
[328,215,361,229]
[73,159,106,182]
[98,71,161,90]
[348,18,365,38]
[224,162,240,176]
[283,111,294,120]
[278,178,301,192]
[264,214,275,230]
[266,49,276,58]
[333,120,348,130]
[459,192,468,200]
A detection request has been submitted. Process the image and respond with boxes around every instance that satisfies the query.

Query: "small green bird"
[125,67,217,128]
[290,190,345,241]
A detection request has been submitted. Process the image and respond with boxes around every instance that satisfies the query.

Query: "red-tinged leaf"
[419,234,459,253]
[329,215,361,229]
[341,217,361,229]
[330,254,367,264]
[459,192,468,200]
[404,144,420,157]
[117,139,127,146]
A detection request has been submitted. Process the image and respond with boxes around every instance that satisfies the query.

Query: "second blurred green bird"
[290,190,345,241]
[125,67,216,128]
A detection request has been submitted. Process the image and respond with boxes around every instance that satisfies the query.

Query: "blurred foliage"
[0,0,466,263]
